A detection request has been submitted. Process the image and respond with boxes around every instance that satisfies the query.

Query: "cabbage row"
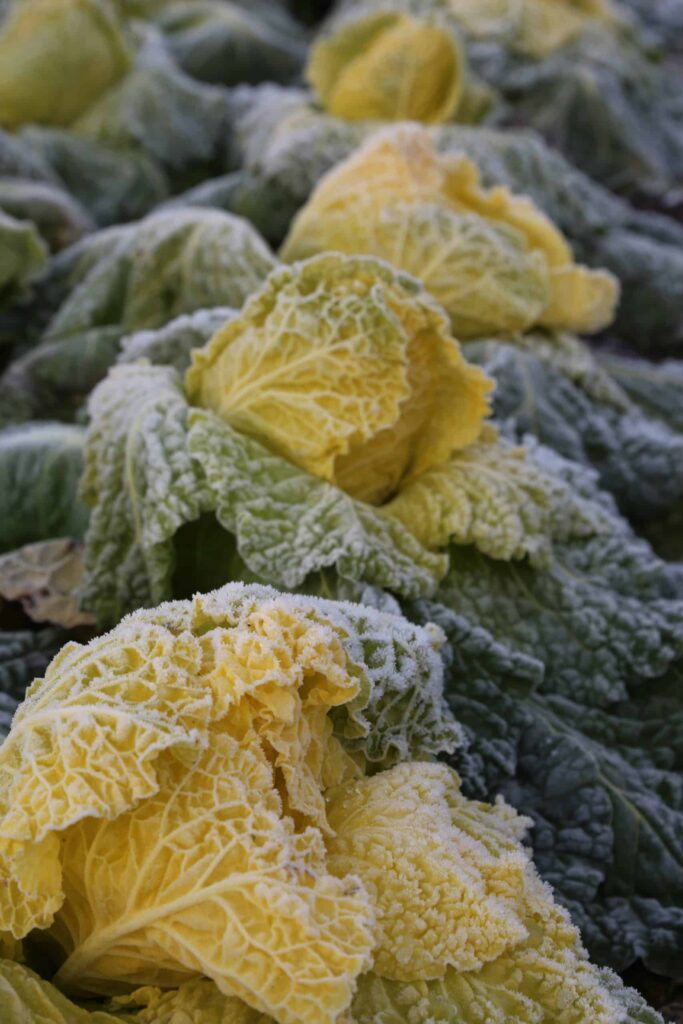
[0,1,681,1022]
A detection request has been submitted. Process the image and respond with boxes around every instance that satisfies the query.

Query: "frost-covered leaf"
[0,422,89,552]
[282,125,618,337]
[0,609,219,938]
[0,0,130,130]
[352,963,663,1023]
[0,329,124,428]
[444,0,616,58]
[225,84,368,245]
[74,25,230,180]
[226,86,683,352]
[0,584,462,1019]
[597,353,683,434]
[187,409,447,600]
[0,539,94,628]
[328,762,531,981]
[433,529,683,709]
[382,427,609,565]
[469,26,683,204]
[158,0,306,87]
[46,206,274,342]
[1,208,274,421]
[308,3,465,123]
[136,582,462,768]
[20,126,169,228]
[186,253,492,505]
[434,123,683,356]
[0,178,92,252]
[118,307,236,374]
[410,597,683,977]
[52,730,373,1014]
[83,349,448,625]
[0,210,48,307]
[0,958,125,1024]
[337,762,658,1024]
[81,364,213,627]
[467,338,683,526]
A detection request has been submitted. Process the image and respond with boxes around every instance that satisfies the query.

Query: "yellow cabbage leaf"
[0,587,379,1024]
[307,10,464,123]
[380,426,607,563]
[0,0,130,129]
[111,980,271,1022]
[0,623,215,938]
[327,762,636,1024]
[0,958,124,1024]
[281,125,618,337]
[186,254,493,505]
[51,728,373,1018]
[326,762,530,980]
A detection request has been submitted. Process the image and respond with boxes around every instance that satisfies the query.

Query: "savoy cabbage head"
[225,84,683,354]
[0,582,666,1023]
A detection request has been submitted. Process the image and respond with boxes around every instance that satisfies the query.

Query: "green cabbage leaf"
[0,208,274,426]
[0,422,88,552]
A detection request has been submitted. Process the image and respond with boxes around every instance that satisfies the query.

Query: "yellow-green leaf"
[381,428,608,564]
[308,10,464,123]
[186,254,492,505]
[281,125,618,337]
[0,0,130,129]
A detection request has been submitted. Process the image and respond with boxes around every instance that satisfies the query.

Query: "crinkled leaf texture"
[82,361,446,627]
[433,123,683,358]
[445,0,615,58]
[43,204,275,364]
[0,422,89,552]
[433,500,683,708]
[468,25,683,204]
[281,125,617,337]
[597,354,683,434]
[80,364,214,627]
[186,253,492,505]
[225,85,683,353]
[118,307,236,375]
[405,514,683,975]
[0,206,274,427]
[335,762,660,1024]
[0,583,460,1023]
[381,424,610,567]
[224,84,369,245]
[111,977,269,1021]
[187,407,447,601]
[352,965,662,1024]
[0,628,69,738]
[465,334,683,528]
[0,0,130,130]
